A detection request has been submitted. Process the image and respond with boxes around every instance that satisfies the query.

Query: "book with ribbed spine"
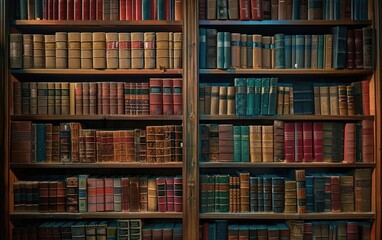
[32,34,44,68]
[284,122,294,162]
[143,32,156,69]
[79,32,92,69]
[363,27,375,69]
[361,119,374,163]
[252,34,262,69]
[340,175,354,212]
[174,33,182,69]
[43,35,55,69]
[219,124,234,162]
[218,86,227,115]
[67,32,81,69]
[105,33,119,69]
[295,169,306,213]
[131,32,144,69]
[329,85,339,115]
[156,32,170,69]
[260,78,270,115]
[217,0,228,19]
[354,169,371,212]
[206,29,217,69]
[55,32,68,69]
[162,78,173,115]
[261,125,273,162]
[332,26,347,69]
[92,32,106,69]
[118,33,131,69]
[274,33,285,69]
[149,78,163,115]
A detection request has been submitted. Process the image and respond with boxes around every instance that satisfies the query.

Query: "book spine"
[149,78,163,115]
[106,33,119,69]
[93,32,106,69]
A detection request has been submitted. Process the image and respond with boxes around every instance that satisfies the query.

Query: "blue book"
[304,35,312,69]
[333,0,340,20]
[296,35,305,69]
[292,82,314,114]
[158,0,165,20]
[274,34,285,69]
[241,126,250,162]
[292,0,300,19]
[291,35,296,68]
[253,78,262,115]
[233,126,242,162]
[322,0,328,20]
[199,28,207,69]
[261,78,270,115]
[246,78,256,115]
[262,175,272,212]
[332,26,347,69]
[284,35,292,68]
[34,0,43,20]
[317,35,324,69]
[313,175,325,212]
[249,177,258,212]
[142,0,151,20]
[257,177,264,212]
[217,32,225,69]
[208,222,217,240]
[170,0,174,20]
[20,0,27,20]
[361,0,368,20]
[216,220,228,240]
[36,123,45,162]
[223,32,231,69]
[235,78,247,116]
[305,175,314,213]
[271,176,285,213]
[268,77,278,115]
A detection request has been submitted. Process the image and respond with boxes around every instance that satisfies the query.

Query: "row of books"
[13,220,182,240]
[11,122,183,164]
[200,220,370,240]
[199,79,370,116]
[9,32,182,69]
[14,175,183,213]
[199,27,374,69]
[200,169,371,214]
[199,0,369,21]
[15,0,183,21]
[13,79,183,116]
[200,121,373,163]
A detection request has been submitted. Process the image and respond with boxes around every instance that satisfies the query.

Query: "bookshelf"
[0,0,381,240]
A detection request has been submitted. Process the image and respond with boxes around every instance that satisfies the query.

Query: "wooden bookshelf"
[10,162,183,169]
[199,162,376,169]
[199,20,373,26]
[11,69,183,76]
[11,115,183,121]
[200,115,375,121]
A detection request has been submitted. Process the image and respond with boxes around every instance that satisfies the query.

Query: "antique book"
[118,32,131,69]
[80,32,93,69]
[106,32,119,69]
[92,32,106,69]
[33,34,45,68]
[144,32,156,69]
[55,32,68,69]
[9,34,23,69]
[156,32,170,69]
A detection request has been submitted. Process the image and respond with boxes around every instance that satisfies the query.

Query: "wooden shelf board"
[11,115,183,121]
[10,212,183,220]
[199,20,372,26]
[199,162,375,168]
[14,20,183,26]
[200,212,376,220]
[200,115,375,121]
[11,69,183,75]
[199,69,373,75]
[10,162,183,169]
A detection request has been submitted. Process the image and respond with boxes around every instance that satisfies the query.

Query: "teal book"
[199,28,207,69]
[233,126,242,162]
[317,34,324,69]
[261,78,270,115]
[296,35,305,69]
[20,0,27,20]
[304,35,312,68]
[246,78,256,115]
[291,35,296,68]
[322,0,328,20]
[223,32,231,69]
[208,222,217,240]
[36,123,46,162]
[305,175,314,212]
[158,0,165,20]
[292,0,300,19]
[333,0,340,20]
[274,33,285,69]
[332,26,347,69]
[247,35,253,68]
[217,32,225,69]
[235,78,247,116]
[253,78,262,115]
[78,174,89,213]
[219,175,230,212]
[284,35,292,68]
[313,175,325,212]
[34,0,43,20]
[216,220,228,239]
[249,177,258,212]
[241,126,250,162]
[268,77,278,115]
[142,0,151,20]
[217,0,228,19]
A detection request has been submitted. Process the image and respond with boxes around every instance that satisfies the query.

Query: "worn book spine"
[284,122,295,162]
[262,36,272,69]
[249,125,262,162]
[295,169,307,213]
[156,32,170,69]
[239,0,251,20]
[227,0,239,19]
[218,86,227,115]
[29,82,38,115]
[37,82,48,115]
[361,119,374,163]
[74,82,83,115]
[68,32,81,69]
[332,26,347,69]
[80,32,93,69]
[324,34,333,69]
[150,78,163,115]
[131,32,144,69]
[33,34,45,68]
[337,85,347,115]
[262,125,274,162]
[207,0,217,19]
[144,32,156,69]
[22,34,33,69]
[92,32,106,69]
[340,175,354,212]
[354,29,363,68]
[10,34,23,69]
[106,32,119,69]
[217,0,228,19]
[319,86,330,115]
[346,29,355,69]
[55,32,68,69]
[109,82,118,114]
[173,32,182,69]
[354,169,371,212]
[284,180,297,213]
[362,27,374,69]
[162,78,173,115]
[118,32,131,69]
[206,29,217,69]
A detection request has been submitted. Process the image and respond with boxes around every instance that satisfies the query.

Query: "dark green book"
[233,126,242,162]
[246,78,256,115]
[285,35,292,68]
[261,78,270,115]
[332,26,347,69]
[217,0,228,19]
[218,174,230,212]
[200,175,209,213]
[274,33,285,69]
[268,77,278,115]
[296,35,305,69]
[241,126,250,162]
[304,35,312,68]
[317,35,324,69]
[217,32,225,69]
[206,29,218,69]
[223,32,231,69]
[207,175,215,212]
[235,78,247,116]
[199,28,207,69]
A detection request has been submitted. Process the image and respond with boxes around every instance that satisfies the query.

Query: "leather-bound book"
[92,32,106,69]
[284,180,297,213]
[23,34,33,69]
[218,86,227,115]
[118,32,131,69]
[340,175,354,212]
[144,32,156,69]
[174,32,182,69]
[207,0,217,19]
[162,78,173,115]
[80,32,93,69]
[262,125,273,162]
[131,32,144,69]
[66,0,74,20]
[89,0,96,20]
[295,169,306,213]
[106,32,119,69]
[33,34,45,68]
[249,125,262,162]
[74,0,82,20]
[252,34,262,68]
[346,29,355,69]
[82,82,90,115]
[11,121,32,163]
[206,29,217,69]
[230,33,241,68]
[55,32,68,69]
[354,168,371,212]
[156,32,170,69]
[273,120,284,162]
[239,0,251,20]
[10,34,23,69]
[251,0,263,20]
[175,0,182,20]
[37,82,48,115]
[101,82,110,114]
[149,78,163,115]
[361,119,374,163]
[109,82,118,114]
[68,32,81,69]
[354,29,363,68]
[44,35,56,69]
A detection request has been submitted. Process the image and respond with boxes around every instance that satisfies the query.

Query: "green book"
[296,35,305,69]
[253,78,262,115]
[246,78,256,116]
[219,174,230,212]
[235,78,247,116]
[217,32,225,69]
[268,77,278,115]
[223,32,231,69]
[241,126,250,162]
[261,78,270,115]
[317,35,324,69]
[274,33,285,69]
[233,126,242,162]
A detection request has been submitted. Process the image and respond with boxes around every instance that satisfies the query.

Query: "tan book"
[354,169,371,212]
[54,82,61,115]
[82,82,90,115]
[131,32,144,69]
[92,32,106,69]
[22,34,33,69]
[80,32,93,69]
[89,82,97,115]
[207,0,217,19]
[47,82,55,115]
[33,34,45,68]
[227,0,239,19]
[69,82,76,115]
[168,32,174,69]
[252,34,263,69]
[44,35,56,69]
[61,82,70,115]
[55,32,68,69]
[319,86,330,115]
[174,33,182,69]
[227,86,235,115]
[324,34,333,69]
[144,32,156,69]
[218,86,227,115]
[231,33,241,68]
[68,32,81,69]
[118,33,131,69]
[10,34,23,69]
[313,86,320,114]
[340,175,354,212]
[261,125,273,162]
[311,35,318,69]
[147,177,158,212]
[156,32,170,69]
[249,125,262,162]
[210,86,219,115]
[240,34,247,68]
[278,0,287,19]
[262,36,272,69]
[106,32,119,69]
[284,180,297,213]
[239,172,250,212]
[329,85,339,115]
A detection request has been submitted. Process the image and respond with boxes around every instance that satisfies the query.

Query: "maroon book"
[162,78,174,115]
[313,122,324,162]
[104,177,114,211]
[82,0,89,20]
[362,80,370,115]
[149,78,163,115]
[74,0,81,20]
[96,0,103,20]
[199,0,206,20]
[121,177,130,211]
[165,177,174,211]
[129,176,141,212]
[131,0,136,20]
[251,0,262,20]
[151,0,158,20]
[66,0,74,19]
[239,0,251,20]
[126,0,133,20]
[102,82,110,115]
[331,175,341,212]
[284,122,295,162]
[346,29,355,69]
[362,120,374,163]
[172,78,183,115]
[294,122,303,162]
[43,0,49,19]
[135,0,142,20]
[164,0,171,20]
[58,0,67,20]
[354,29,364,69]
[39,181,49,212]
[174,175,182,212]
[56,181,66,212]
[346,222,359,240]
[48,0,53,19]
[52,0,58,20]
[302,122,313,162]
[96,178,105,212]
[11,121,32,163]
[89,0,96,20]
[156,177,167,212]
[48,181,58,212]
[120,0,126,20]
[109,82,118,115]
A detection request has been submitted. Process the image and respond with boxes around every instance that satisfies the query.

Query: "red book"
[53,0,58,19]
[67,0,74,19]
[343,123,356,163]
[239,0,251,20]
[39,181,50,212]
[102,82,110,115]
[120,0,126,20]
[346,29,355,69]
[121,177,130,211]
[330,176,341,212]
[165,177,175,211]
[164,0,171,20]
[56,181,66,212]
[294,122,303,162]
[109,82,118,115]
[313,122,324,162]
[149,78,163,115]
[346,222,359,240]
[58,0,67,20]
[354,29,363,68]
[96,0,103,20]
[172,78,183,115]
[96,178,105,212]
[129,177,140,212]
[117,82,124,115]
[87,177,97,212]
[11,121,32,163]
[104,177,114,211]
[199,0,206,20]
[162,78,173,115]
[156,177,167,212]
[151,0,158,20]
[48,0,53,19]
[48,181,58,212]
[82,0,89,20]
[135,0,142,20]
[362,120,374,163]
[284,122,295,162]
[362,80,370,115]
[131,0,136,20]
[126,0,133,20]
[302,122,313,162]
[74,0,81,20]
[251,0,262,20]
[89,0,96,19]
[44,0,48,19]
[174,175,182,212]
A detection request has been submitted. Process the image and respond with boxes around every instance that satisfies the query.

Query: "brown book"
[29,82,37,115]
[346,29,355,69]
[47,82,55,115]
[106,32,119,69]
[313,85,320,114]
[324,34,332,69]
[44,35,56,69]
[311,34,318,69]
[346,85,355,115]
[340,175,354,212]
[329,85,339,115]
[231,33,241,68]
[273,120,284,162]
[61,82,70,115]
[131,32,144,69]
[319,86,329,115]
[80,32,93,69]
[23,34,33,69]
[139,176,149,211]
[227,86,235,115]
[45,124,53,163]
[11,121,32,163]
[228,0,239,19]
[261,125,273,162]
[56,181,67,212]
[284,181,297,213]
[89,82,97,115]
[144,32,156,69]
[146,126,156,163]
[362,120,374,163]
[13,82,22,115]
[207,0,217,19]
[33,34,45,69]
[218,86,227,115]
[21,82,30,115]
[156,32,170,69]
[278,0,287,19]
[129,177,141,212]
[252,34,262,68]
[70,122,81,163]
[354,29,363,69]
[239,172,250,212]
[210,86,219,115]
[101,82,110,115]
[75,82,83,115]
[338,85,347,115]
[93,32,106,69]
[148,177,158,212]
[52,125,60,162]
[204,86,212,115]
[262,36,272,69]
[343,123,356,163]
[218,124,234,162]
[174,33,182,69]
[110,82,118,114]
[68,32,81,69]
[271,0,278,19]
[118,32,131,69]
[82,82,90,115]
[308,0,322,20]
[354,169,371,212]
[295,169,306,214]
[117,82,124,115]
[69,82,76,115]
[55,32,68,69]
[249,125,262,162]
[175,0,182,20]
[9,33,23,69]
[168,32,174,69]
